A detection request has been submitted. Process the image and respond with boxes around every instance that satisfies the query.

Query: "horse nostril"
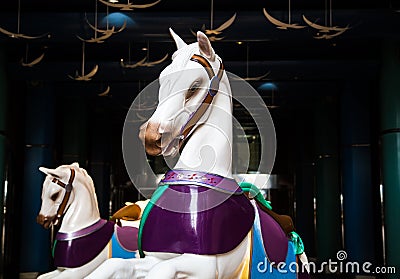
[36,214,52,227]
[36,215,44,225]
[156,138,162,148]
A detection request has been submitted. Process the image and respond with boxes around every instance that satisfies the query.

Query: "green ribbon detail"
[52,240,57,258]
[239,181,305,255]
[238,181,272,210]
[137,184,169,258]
[289,231,305,255]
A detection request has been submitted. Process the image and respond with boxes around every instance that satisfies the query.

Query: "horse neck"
[175,78,233,178]
[58,182,101,233]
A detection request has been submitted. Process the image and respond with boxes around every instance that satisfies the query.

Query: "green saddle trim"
[238,181,272,210]
[239,181,305,255]
[137,184,169,258]
[290,231,305,255]
[52,240,57,258]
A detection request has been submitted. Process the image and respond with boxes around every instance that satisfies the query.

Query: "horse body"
[136,29,251,278]
[88,29,309,278]
[36,163,141,279]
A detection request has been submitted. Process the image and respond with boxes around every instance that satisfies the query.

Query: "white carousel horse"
[86,29,310,279]
[36,162,146,279]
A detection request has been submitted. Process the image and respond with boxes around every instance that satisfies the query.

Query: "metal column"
[0,46,7,277]
[380,41,400,275]
[294,108,315,257]
[314,99,342,263]
[61,96,88,168]
[19,83,55,273]
[88,106,111,218]
[61,97,88,166]
[341,82,376,264]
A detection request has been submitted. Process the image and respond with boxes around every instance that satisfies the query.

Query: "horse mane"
[65,165,98,203]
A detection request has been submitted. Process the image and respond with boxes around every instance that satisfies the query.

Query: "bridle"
[173,54,225,150]
[50,168,75,226]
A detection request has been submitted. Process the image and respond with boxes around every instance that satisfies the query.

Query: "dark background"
[1,0,400,277]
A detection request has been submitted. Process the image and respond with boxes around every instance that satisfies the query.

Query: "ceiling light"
[109,0,119,3]
[236,41,243,45]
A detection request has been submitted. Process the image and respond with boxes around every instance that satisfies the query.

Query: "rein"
[177,54,224,147]
[51,168,75,226]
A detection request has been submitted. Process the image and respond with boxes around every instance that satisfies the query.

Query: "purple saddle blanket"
[114,225,138,252]
[53,220,114,268]
[141,184,255,255]
[255,203,289,264]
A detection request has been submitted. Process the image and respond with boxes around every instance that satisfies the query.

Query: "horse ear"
[71,162,80,168]
[39,167,60,178]
[169,28,187,50]
[197,31,215,61]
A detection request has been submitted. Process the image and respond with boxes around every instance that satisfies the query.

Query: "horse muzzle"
[139,121,178,156]
[36,214,55,229]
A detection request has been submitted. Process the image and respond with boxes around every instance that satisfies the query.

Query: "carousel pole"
[20,82,54,274]
[341,82,376,264]
[314,97,342,263]
[380,41,400,276]
[0,46,7,275]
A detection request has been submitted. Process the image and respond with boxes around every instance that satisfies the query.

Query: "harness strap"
[159,169,242,194]
[190,54,224,81]
[178,54,224,145]
[52,168,75,225]
[56,219,107,241]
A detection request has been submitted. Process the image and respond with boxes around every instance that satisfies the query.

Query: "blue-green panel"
[19,85,54,272]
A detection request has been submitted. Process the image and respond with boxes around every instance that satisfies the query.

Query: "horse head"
[36,162,99,229]
[139,29,230,162]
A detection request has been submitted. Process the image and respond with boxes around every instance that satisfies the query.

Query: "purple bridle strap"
[159,169,243,194]
[56,219,107,241]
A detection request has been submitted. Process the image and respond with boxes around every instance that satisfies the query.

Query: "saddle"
[239,182,295,236]
[110,203,141,226]
[256,200,295,236]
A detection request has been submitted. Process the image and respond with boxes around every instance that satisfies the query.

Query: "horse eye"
[186,81,201,100]
[51,192,60,201]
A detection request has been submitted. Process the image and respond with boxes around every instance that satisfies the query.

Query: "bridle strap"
[190,54,224,81]
[51,168,75,225]
[178,54,224,145]
[190,54,215,79]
